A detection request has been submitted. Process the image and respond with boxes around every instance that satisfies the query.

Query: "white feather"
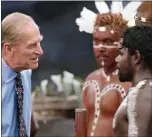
[95,1,109,13]
[63,71,74,79]
[72,79,81,93]
[80,7,96,21]
[76,1,143,33]
[50,75,64,92]
[76,7,96,33]
[111,1,123,14]
[123,2,142,26]
[40,79,48,96]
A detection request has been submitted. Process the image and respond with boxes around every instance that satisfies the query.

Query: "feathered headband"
[76,1,142,34]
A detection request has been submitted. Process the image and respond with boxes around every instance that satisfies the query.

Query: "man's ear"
[133,50,142,64]
[3,43,13,55]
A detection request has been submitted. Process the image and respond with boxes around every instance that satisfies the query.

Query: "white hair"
[2,12,36,45]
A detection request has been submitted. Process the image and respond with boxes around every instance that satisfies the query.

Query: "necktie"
[15,72,27,137]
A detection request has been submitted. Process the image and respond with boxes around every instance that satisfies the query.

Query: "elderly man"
[2,12,43,136]
[114,26,152,137]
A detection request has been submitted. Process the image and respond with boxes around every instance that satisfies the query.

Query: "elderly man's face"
[11,22,43,70]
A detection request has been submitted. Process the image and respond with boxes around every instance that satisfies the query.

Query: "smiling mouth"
[31,58,39,61]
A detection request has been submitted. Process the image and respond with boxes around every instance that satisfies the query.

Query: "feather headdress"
[76,1,142,34]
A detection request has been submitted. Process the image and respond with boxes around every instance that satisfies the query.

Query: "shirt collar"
[2,58,18,84]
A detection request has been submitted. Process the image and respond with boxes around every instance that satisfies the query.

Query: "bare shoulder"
[137,85,152,119]
[137,84,152,102]
[82,69,102,95]
[134,84,152,133]
[83,69,104,91]
[82,70,101,107]
[127,84,152,113]
[83,70,100,89]
[85,69,103,81]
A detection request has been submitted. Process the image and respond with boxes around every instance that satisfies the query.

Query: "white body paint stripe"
[83,80,126,136]
[83,80,100,136]
[127,80,147,136]
[93,45,118,49]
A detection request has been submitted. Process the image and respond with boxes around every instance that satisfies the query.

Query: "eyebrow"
[94,37,115,42]
[27,35,43,46]
[40,35,43,41]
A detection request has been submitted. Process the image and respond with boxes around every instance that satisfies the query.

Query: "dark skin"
[82,26,131,137]
[93,29,121,73]
[114,46,152,137]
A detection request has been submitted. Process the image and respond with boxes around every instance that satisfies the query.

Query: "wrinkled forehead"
[93,26,122,41]
[19,24,42,45]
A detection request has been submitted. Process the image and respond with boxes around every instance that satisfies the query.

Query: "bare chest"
[83,80,126,112]
[83,79,126,136]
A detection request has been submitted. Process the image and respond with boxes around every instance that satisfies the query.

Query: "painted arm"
[128,87,152,136]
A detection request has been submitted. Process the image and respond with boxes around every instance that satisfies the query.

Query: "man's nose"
[35,45,43,55]
[99,46,106,52]
[115,55,121,62]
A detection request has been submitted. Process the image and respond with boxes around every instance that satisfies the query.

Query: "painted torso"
[82,68,130,136]
[113,79,152,137]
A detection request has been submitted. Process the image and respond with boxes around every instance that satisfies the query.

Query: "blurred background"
[2,1,131,136]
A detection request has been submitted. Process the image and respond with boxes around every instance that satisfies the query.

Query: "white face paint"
[93,43,119,49]
[98,26,106,31]
[98,27,116,35]
[101,60,104,67]
[110,30,115,34]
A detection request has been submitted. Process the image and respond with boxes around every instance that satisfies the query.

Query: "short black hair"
[123,25,152,70]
